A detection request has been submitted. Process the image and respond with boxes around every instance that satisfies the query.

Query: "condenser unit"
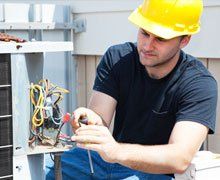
[0,41,73,180]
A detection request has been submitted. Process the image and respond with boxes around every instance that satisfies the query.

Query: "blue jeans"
[45,148,173,180]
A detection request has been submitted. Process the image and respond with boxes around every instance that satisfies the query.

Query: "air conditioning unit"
[0,41,73,180]
[0,54,13,179]
[175,151,220,180]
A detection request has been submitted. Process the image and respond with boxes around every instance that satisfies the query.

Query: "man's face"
[137,29,187,68]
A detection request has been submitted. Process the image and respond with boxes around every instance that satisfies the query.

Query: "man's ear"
[180,35,191,48]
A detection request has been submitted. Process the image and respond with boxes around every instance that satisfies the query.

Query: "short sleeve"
[93,47,119,101]
[176,76,217,134]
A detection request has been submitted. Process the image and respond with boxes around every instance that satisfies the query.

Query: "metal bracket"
[72,18,86,33]
[0,18,86,33]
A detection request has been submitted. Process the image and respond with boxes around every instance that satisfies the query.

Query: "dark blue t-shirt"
[93,42,217,145]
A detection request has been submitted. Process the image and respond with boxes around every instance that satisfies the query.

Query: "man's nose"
[144,38,155,51]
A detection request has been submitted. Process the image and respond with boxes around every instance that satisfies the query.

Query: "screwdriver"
[63,113,95,175]
[78,116,94,175]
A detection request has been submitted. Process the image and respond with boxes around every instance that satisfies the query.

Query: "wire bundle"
[29,79,69,146]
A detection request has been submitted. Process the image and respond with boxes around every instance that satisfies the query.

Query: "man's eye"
[141,30,149,36]
[157,38,167,42]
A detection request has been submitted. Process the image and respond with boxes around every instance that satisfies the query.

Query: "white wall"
[184,5,220,58]
[70,0,220,57]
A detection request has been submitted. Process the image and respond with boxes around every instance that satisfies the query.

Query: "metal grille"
[0,117,12,146]
[0,54,11,85]
[0,147,13,177]
[0,87,12,116]
[0,54,13,179]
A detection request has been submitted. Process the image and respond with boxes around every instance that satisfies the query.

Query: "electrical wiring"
[29,79,70,147]
[30,84,44,127]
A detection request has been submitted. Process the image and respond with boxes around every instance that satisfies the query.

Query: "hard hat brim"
[128,8,200,39]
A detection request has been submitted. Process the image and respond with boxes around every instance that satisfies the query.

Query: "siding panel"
[76,55,86,107]
[85,56,96,107]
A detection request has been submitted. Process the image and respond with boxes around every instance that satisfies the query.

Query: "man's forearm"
[114,143,191,174]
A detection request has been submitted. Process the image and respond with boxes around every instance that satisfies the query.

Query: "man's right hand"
[70,107,104,133]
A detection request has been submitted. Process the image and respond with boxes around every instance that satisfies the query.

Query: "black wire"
[50,153,54,162]
[54,122,65,146]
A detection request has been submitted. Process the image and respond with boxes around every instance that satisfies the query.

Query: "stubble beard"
[140,48,180,68]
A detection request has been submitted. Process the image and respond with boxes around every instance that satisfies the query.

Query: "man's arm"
[71,90,117,130]
[73,120,208,174]
[88,90,117,128]
[115,121,208,174]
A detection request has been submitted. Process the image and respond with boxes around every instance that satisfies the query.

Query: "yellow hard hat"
[128,0,203,39]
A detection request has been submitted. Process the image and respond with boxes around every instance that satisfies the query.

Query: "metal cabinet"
[0,41,73,180]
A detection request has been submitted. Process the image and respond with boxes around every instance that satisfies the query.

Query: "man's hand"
[72,125,120,163]
[70,107,104,132]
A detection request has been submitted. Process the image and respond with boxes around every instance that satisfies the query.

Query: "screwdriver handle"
[78,116,88,126]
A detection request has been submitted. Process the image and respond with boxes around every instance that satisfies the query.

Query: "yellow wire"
[30,84,44,127]
[30,79,69,128]
[50,82,70,93]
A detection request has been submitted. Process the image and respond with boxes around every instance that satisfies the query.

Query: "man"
[46,0,217,179]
